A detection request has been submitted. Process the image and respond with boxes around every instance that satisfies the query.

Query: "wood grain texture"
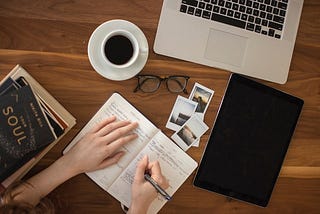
[0,0,319,213]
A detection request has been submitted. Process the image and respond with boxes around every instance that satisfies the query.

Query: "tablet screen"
[194,74,303,207]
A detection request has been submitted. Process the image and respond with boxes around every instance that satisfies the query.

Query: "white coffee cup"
[101,30,140,69]
[88,19,149,80]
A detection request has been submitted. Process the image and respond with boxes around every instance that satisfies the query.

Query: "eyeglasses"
[134,75,190,94]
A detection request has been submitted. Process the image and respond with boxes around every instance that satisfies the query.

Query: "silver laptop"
[154,0,304,84]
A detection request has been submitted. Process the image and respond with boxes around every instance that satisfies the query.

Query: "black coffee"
[104,35,134,65]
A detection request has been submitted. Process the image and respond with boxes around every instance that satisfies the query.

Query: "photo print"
[171,114,209,151]
[189,83,214,115]
[189,83,214,147]
[166,95,198,131]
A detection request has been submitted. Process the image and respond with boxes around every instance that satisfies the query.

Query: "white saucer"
[88,20,149,81]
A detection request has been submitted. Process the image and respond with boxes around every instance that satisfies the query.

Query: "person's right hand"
[63,115,138,175]
[128,155,169,214]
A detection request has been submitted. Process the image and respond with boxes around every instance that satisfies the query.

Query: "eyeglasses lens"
[167,77,187,92]
[139,76,160,93]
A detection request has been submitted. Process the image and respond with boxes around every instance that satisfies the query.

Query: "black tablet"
[194,74,304,207]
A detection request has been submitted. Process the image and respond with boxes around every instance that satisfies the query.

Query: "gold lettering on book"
[30,102,44,127]
[30,102,39,117]
[2,106,27,145]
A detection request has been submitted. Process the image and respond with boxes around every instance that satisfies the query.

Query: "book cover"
[0,64,76,187]
[0,84,56,182]
[0,77,19,96]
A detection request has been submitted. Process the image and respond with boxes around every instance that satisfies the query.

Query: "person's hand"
[128,155,169,214]
[4,116,139,207]
[63,115,138,175]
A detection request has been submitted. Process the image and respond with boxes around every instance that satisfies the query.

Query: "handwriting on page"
[108,131,197,208]
[118,137,190,188]
[148,139,190,177]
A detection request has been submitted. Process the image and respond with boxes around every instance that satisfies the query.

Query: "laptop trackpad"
[205,29,248,67]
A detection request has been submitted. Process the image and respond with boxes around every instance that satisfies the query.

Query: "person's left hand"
[63,116,138,175]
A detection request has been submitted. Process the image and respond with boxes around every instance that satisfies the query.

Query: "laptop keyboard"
[179,0,288,39]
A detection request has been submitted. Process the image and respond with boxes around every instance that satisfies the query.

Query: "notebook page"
[108,131,198,213]
[64,93,159,190]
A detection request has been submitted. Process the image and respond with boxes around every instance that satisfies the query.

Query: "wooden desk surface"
[0,0,319,213]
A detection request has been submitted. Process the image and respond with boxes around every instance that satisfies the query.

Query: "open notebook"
[64,92,198,213]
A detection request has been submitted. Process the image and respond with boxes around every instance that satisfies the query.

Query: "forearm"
[4,117,138,206]
[13,155,79,205]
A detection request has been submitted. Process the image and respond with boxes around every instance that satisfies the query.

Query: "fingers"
[99,121,138,166]
[106,132,138,155]
[80,116,140,172]
[148,161,169,189]
[101,121,138,144]
[97,151,125,169]
[96,120,132,137]
[92,116,138,147]
[91,116,137,139]
[91,116,117,133]
[134,155,149,182]
[148,161,162,177]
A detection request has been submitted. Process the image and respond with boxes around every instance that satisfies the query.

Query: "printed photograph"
[177,125,197,146]
[166,96,198,131]
[189,83,214,114]
[171,115,209,151]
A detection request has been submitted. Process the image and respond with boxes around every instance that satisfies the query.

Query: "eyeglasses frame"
[134,75,190,94]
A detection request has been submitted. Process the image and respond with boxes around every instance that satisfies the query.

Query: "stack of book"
[0,65,76,192]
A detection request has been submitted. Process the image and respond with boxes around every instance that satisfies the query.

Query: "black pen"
[144,173,171,200]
